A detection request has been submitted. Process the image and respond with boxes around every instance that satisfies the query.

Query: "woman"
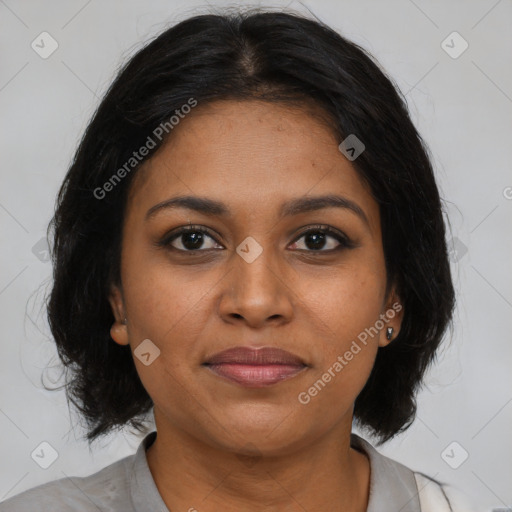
[0,9,473,512]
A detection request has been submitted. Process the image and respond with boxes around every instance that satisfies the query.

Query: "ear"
[108,284,129,346]
[378,287,404,348]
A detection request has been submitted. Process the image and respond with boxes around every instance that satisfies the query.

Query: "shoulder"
[350,434,475,512]
[0,454,135,512]
[413,472,477,512]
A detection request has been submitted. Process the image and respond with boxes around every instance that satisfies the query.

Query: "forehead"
[126,100,379,233]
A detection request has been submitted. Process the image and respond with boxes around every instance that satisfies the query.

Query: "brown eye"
[159,226,223,252]
[289,225,355,252]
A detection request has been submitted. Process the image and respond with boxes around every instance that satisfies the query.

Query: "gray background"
[1,1,511,510]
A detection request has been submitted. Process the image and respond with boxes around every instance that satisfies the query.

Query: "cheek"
[125,262,214,345]
[121,243,228,391]
[121,260,213,413]
[295,261,386,347]
[293,263,384,404]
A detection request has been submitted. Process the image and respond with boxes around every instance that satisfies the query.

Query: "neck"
[146,412,370,512]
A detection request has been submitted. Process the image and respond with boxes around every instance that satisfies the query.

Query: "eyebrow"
[145,194,370,227]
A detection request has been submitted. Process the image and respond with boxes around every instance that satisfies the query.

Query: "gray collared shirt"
[0,431,440,511]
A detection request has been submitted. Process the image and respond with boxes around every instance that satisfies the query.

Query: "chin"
[207,411,313,456]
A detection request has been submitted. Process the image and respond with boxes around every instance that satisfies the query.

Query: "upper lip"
[204,346,307,366]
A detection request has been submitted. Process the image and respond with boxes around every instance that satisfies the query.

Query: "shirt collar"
[129,430,421,512]
[130,430,169,511]
[350,433,421,512]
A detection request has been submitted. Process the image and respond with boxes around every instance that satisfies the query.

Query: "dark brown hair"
[46,9,455,445]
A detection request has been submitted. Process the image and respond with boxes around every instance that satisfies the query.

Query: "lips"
[205,346,306,366]
[203,346,308,387]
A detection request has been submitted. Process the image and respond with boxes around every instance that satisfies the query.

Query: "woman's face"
[109,99,402,455]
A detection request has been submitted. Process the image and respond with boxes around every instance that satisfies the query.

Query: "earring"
[386,327,394,340]
[123,317,127,325]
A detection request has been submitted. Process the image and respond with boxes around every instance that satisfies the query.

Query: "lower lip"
[204,363,307,387]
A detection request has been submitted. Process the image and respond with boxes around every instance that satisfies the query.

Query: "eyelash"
[157,224,355,254]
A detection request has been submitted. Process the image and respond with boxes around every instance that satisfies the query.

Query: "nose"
[217,244,294,328]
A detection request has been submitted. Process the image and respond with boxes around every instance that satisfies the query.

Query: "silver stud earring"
[386,327,394,340]
[123,317,127,325]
